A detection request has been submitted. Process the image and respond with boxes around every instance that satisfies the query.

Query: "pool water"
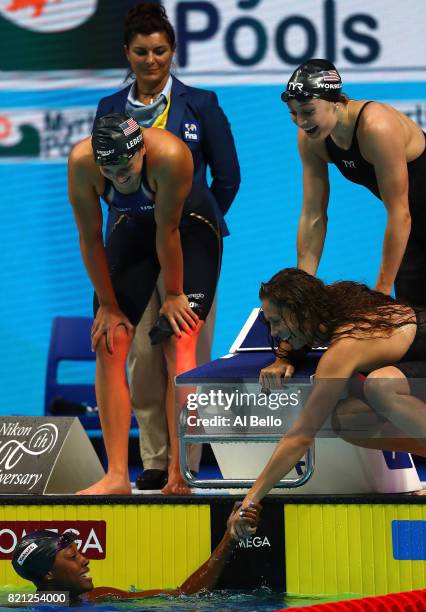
[7,589,359,611]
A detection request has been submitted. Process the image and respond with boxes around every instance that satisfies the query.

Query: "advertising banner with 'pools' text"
[1,0,426,84]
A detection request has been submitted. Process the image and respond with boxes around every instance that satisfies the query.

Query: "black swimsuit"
[94,164,222,326]
[397,309,426,379]
[325,102,426,307]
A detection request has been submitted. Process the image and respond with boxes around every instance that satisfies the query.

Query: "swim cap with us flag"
[92,113,143,166]
[281,59,342,103]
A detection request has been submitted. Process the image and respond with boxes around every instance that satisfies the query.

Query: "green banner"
[0,0,141,70]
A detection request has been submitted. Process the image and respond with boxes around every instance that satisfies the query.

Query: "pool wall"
[0,496,425,596]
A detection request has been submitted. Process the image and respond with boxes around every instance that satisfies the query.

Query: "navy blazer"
[95,75,240,236]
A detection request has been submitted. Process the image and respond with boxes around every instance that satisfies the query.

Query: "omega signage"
[0,521,106,559]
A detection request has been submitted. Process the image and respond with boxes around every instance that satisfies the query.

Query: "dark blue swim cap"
[12,530,75,582]
[92,113,143,166]
[281,59,342,103]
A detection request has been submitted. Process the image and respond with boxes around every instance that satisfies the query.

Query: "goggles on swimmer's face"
[56,532,76,552]
[95,152,137,168]
[281,89,319,104]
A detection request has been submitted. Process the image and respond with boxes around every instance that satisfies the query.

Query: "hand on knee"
[91,305,134,354]
[96,324,134,363]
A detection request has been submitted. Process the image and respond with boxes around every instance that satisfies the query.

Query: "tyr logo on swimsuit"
[342,160,356,168]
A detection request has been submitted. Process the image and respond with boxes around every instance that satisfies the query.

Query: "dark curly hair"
[259,268,415,348]
[124,2,176,49]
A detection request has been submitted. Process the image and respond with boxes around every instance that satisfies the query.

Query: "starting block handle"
[180,454,314,489]
[179,408,315,488]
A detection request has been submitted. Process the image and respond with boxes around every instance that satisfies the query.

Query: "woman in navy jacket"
[94,2,240,493]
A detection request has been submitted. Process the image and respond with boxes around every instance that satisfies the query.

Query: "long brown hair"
[259,268,414,343]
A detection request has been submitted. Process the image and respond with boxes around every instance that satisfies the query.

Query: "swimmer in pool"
[11,503,260,604]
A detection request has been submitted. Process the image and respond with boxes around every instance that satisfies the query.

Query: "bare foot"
[162,474,191,496]
[409,489,426,496]
[76,474,131,495]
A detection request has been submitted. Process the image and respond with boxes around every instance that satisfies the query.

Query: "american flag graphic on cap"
[119,117,140,136]
[322,70,340,83]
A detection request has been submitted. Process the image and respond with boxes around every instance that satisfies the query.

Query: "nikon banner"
[1,0,426,83]
[0,417,104,494]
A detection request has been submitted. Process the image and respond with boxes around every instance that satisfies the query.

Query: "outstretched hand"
[227,501,262,541]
